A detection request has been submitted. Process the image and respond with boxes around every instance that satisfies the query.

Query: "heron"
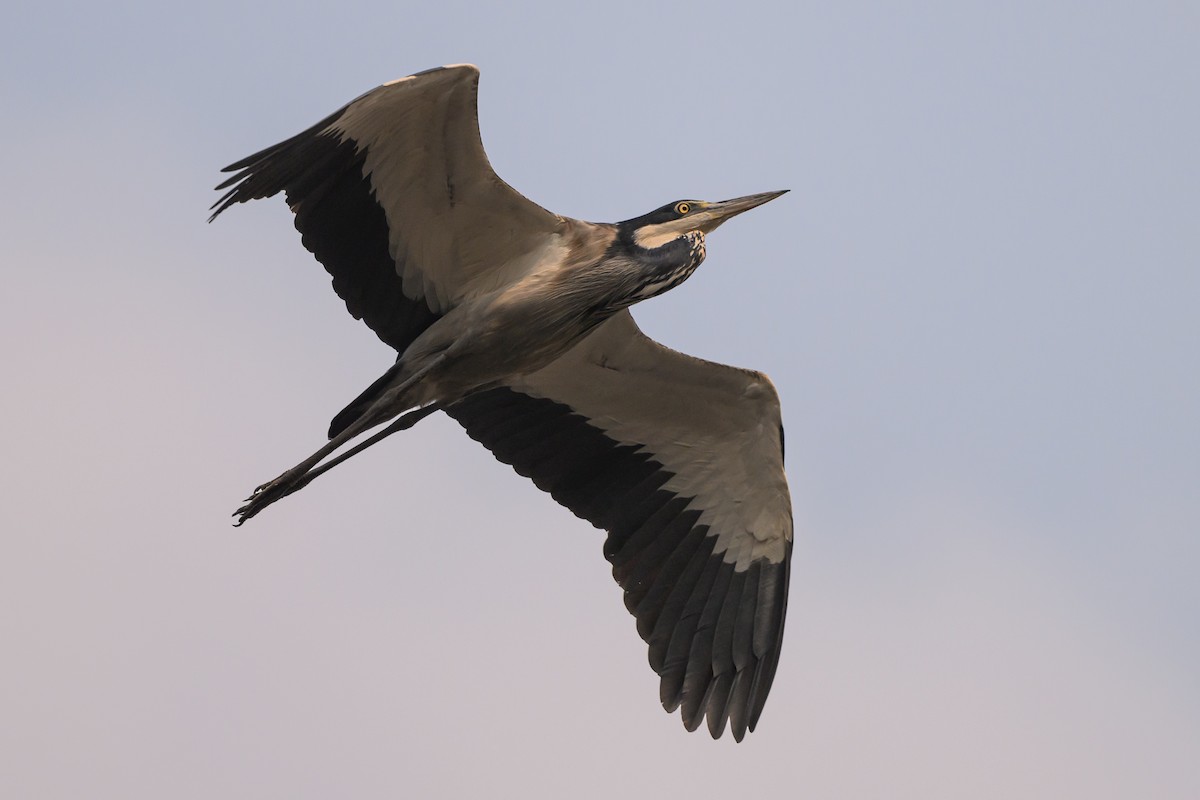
[211,64,792,741]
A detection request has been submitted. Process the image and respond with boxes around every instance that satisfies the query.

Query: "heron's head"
[621,190,788,250]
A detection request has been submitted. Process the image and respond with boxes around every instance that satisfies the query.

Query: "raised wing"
[445,311,793,740]
[211,64,568,354]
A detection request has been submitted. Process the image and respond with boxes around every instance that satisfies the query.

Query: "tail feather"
[328,361,405,439]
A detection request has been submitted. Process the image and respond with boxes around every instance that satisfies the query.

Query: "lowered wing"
[445,311,793,740]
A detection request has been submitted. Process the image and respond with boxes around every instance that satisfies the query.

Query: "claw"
[232,470,310,526]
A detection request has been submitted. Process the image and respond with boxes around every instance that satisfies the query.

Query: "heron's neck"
[616,229,707,305]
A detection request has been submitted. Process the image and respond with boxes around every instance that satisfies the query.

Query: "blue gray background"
[3,1,1197,797]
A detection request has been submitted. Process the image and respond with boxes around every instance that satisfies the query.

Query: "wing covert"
[211,64,566,354]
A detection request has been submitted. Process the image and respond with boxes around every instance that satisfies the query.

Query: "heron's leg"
[233,355,447,525]
[274,402,442,496]
[233,405,441,526]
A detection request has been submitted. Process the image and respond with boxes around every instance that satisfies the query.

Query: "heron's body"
[344,223,708,425]
[212,64,793,741]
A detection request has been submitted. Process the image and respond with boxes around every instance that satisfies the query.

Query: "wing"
[444,311,793,740]
[211,64,568,354]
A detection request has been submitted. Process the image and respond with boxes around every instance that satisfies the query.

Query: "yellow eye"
[675,202,691,215]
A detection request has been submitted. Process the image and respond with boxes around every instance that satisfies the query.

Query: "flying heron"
[211,64,792,741]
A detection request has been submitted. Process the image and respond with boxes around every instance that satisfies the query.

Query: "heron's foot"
[233,469,312,526]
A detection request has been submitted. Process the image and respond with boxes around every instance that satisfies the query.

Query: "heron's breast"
[412,284,608,401]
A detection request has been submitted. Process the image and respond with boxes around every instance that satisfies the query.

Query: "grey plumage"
[212,64,792,740]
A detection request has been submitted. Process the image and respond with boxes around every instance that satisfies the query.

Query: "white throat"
[633,219,698,250]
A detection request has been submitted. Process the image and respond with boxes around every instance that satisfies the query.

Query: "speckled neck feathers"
[608,227,707,308]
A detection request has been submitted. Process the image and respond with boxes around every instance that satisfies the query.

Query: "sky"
[2,1,1198,797]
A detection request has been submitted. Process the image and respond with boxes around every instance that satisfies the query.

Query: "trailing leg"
[233,354,448,525]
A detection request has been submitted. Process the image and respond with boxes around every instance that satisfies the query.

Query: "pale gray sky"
[2,1,1198,797]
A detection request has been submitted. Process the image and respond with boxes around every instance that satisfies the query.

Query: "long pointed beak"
[697,190,789,233]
